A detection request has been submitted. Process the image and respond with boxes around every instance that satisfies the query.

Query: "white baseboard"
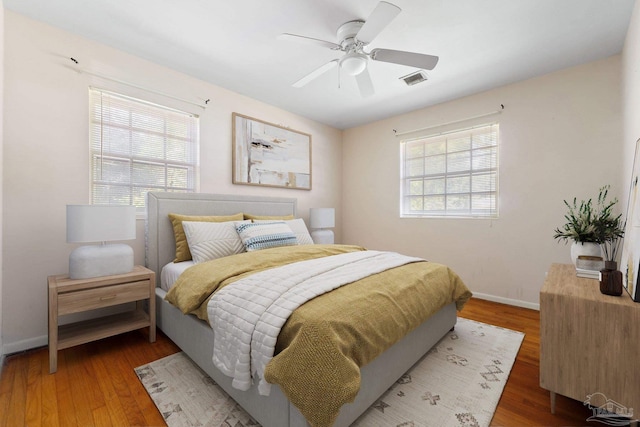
[2,335,48,355]
[1,294,538,357]
[0,354,5,378]
[472,292,540,311]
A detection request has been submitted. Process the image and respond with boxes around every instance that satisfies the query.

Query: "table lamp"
[67,205,136,279]
[309,208,335,244]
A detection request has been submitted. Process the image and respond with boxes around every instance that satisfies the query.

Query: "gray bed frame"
[146,192,457,427]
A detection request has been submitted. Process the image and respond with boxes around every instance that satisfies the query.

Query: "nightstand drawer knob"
[100,294,117,301]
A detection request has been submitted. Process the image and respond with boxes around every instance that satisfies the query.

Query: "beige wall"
[1,11,343,352]
[619,0,640,301]
[623,1,640,191]
[0,0,4,363]
[2,6,637,353]
[342,56,623,308]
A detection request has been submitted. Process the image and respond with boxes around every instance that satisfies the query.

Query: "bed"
[145,192,471,427]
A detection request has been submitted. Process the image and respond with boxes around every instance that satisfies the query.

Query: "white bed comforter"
[207,250,422,395]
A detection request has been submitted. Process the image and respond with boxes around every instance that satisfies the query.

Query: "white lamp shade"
[310,208,335,229]
[67,205,136,243]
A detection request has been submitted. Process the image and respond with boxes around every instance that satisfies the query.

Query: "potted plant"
[553,185,625,266]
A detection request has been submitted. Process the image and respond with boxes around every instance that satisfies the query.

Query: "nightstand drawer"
[58,280,150,315]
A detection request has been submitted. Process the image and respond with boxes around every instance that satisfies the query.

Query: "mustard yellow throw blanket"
[166,244,472,427]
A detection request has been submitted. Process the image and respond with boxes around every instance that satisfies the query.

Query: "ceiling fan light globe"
[340,54,367,76]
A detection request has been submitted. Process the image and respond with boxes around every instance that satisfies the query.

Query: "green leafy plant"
[553,185,625,261]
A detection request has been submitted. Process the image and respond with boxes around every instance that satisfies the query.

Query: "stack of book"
[575,255,604,279]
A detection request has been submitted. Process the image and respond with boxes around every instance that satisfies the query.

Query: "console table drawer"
[58,280,150,315]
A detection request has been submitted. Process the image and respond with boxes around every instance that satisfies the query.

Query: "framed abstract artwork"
[620,137,640,302]
[232,113,312,190]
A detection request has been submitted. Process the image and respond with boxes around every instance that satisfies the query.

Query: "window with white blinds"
[89,89,199,212]
[400,123,499,218]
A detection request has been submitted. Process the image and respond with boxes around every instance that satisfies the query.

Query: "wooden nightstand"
[48,265,156,373]
[540,263,640,417]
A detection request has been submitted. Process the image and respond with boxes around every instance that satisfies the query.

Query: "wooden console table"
[540,263,640,419]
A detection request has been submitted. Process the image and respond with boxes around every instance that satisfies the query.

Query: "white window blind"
[400,123,499,218]
[89,89,199,212]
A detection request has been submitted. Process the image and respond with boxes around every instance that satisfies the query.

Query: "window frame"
[399,122,499,219]
[89,88,200,214]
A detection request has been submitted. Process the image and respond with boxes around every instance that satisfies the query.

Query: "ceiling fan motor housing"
[337,20,365,48]
[337,21,367,75]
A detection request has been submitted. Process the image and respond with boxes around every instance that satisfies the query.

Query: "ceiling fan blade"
[278,33,341,50]
[356,1,401,44]
[370,48,439,70]
[293,59,339,88]
[355,67,375,97]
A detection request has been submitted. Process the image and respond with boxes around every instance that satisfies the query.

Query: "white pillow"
[255,218,314,245]
[236,221,298,251]
[182,220,249,263]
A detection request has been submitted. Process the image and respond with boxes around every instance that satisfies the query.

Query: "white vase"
[570,242,602,266]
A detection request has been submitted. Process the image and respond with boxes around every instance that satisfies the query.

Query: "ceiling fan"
[279,1,439,97]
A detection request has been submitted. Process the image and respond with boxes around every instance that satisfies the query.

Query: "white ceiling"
[4,0,635,129]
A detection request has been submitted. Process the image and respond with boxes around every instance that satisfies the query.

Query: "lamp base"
[311,229,334,244]
[69,243,134,280]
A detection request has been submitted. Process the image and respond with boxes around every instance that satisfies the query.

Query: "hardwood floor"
[0,298,595,427]
[457,298,593,427]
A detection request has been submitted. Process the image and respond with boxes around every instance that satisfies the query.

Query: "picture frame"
[232,113,312,190]
[620,137,640,302]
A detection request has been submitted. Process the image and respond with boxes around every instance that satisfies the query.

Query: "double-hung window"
[89,89,199,213]
[400,123,499,218]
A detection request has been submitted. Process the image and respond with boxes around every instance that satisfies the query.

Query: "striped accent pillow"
[182,220,249,263]
[254,218,314,245]
[236,221,298,252]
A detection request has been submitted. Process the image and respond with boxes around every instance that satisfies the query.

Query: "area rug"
[135,318,524,427]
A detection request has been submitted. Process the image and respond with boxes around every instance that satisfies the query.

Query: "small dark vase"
[600,261,623,296]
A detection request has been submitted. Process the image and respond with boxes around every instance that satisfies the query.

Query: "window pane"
[472,147,496,170]
[472,193,495,212]
[167,166,191,189]
[447,175,471,193]
[92,184,132,206]
[407,158,424,177]
[424,195,445,211]
[93,157,131,184]
[400,123,498,218]
[406,141,424,158]
[90,89,199,211]
[132,131,165,159]
[447,137,470,153]
[409,179,423,195]
[424,139,446,155]
[446,194,470,211]
[447,151,470,173]
[425,154,446,175]
[472,172,496,193]
[472,130,497,148]
[409,196,424,211]
[424,177,445,195]
[132,162,166,187]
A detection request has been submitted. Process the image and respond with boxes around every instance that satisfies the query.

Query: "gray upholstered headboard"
[146,192,297,287]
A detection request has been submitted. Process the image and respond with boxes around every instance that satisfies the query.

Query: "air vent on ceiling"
[400,71,428,86]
